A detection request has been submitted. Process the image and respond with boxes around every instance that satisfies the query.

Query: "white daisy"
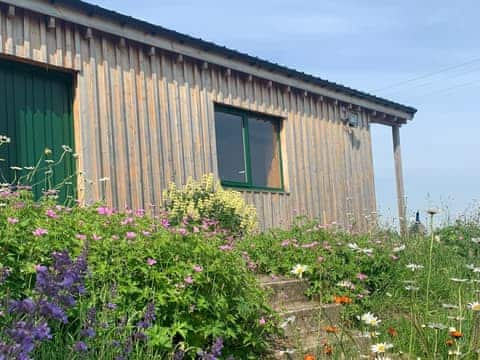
[406,263,424,271]
[290,264,308,278]
[371,342,393,354]
[360,312,381,327]
[393,244,406,252]
[468,302,480,311]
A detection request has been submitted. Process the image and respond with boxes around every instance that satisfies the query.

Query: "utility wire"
[372,56,480,92]
[380,63,480,96]
[411,78,480,101]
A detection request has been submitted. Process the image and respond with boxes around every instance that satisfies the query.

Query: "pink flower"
[142,231,151,237]
[161,218,170,228]
[177,228,188,236]
[97,206,113,216]
[219,244,233,251]
[92,234,102,241]
[301,241,319,249]
[76,234,87,241]
[259,317,266,326]
[193,226,200,233]
[280,240,291,247]
[356,273,368,281]
[121,217,134,225]
[45,209,58,219]
[135,208,145,217]
[111,235,119,240]
[7,217,18,224]
[147,258,157,266]
[125,232,136,239]
[390,254,400,261]
[184,276,194,285]
[193,265,203,273]
[32,228,48,237]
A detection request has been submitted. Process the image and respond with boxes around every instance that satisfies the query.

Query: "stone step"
[271,331,371,359]
[259,276,310,308]
[278,303,342,338]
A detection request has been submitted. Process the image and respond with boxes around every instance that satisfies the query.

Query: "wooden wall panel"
[0,6,379,231]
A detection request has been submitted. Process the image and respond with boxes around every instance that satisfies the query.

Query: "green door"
[0,58,76,203]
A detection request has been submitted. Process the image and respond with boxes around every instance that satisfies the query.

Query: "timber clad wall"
[0,5,378,230]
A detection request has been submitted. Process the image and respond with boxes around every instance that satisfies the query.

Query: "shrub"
[163,174,257,236]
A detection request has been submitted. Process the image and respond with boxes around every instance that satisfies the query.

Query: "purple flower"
[125,232,136,239]
[32,228,48,237]
[73,341,88,352]
[198,337,224,360]
[80,327,96,338]
[137,303,156,329]
[106,303,117,310]
[8,299,36,315]
[147,258,157,266]
[193,265,203,273]
[0,267,11,284]
[184,276,194,285]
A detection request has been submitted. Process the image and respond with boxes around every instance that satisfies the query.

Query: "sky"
[91,0,480,225]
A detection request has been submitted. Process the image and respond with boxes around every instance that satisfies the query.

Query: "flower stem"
[425,214,435,315]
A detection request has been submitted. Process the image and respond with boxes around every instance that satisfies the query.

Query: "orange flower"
[450,330,463,339]
[387,327,398,337]
[446,339,455,346]
[324,325,339,333]
[323,344,333,355]
[333,295,352,304]
[304,355,316,360]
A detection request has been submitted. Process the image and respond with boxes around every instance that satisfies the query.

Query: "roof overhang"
[2,0,417,123]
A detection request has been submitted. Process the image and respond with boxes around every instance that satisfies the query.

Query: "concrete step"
[278,303,342,338]
[259,275,311,308]
[271,331,371,359]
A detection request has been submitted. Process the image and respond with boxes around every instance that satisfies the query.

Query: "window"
[214,105,284,191]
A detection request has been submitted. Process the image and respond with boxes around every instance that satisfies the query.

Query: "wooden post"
[392,125,406,234]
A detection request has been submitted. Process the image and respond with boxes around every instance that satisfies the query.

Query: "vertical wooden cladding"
[0,7,377,230]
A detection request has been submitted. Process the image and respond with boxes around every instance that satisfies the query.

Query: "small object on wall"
[7,5,15,19]
[346,112,359,127]
[85,27,93,40]
[47,16,56,30]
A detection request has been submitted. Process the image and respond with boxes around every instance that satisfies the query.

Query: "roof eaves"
[59,0,417,116]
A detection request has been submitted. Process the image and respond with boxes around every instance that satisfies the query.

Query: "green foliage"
[163,174,257,236]
[0,192,274,359]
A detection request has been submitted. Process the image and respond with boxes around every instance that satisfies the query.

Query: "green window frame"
[214,104,285,192]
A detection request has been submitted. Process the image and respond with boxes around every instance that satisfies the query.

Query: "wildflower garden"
[1,137,480,359]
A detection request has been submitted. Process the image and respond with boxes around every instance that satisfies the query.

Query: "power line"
[380,63,480,96]
[412,78,480,101]
[372,56,480,92]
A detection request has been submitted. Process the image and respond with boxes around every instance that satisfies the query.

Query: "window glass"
[248,116,282,188]
[214,110,246,183]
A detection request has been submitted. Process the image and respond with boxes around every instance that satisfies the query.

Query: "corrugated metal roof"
[58,0,417,116]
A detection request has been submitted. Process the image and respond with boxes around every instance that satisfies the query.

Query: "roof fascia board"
[5,0,414,120]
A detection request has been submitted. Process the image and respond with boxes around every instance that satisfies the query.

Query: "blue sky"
[91,0,479,224]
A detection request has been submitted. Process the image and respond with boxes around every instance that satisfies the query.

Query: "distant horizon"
[89,0,480,225]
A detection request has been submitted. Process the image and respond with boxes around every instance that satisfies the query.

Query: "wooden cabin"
[0,0,417,231]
